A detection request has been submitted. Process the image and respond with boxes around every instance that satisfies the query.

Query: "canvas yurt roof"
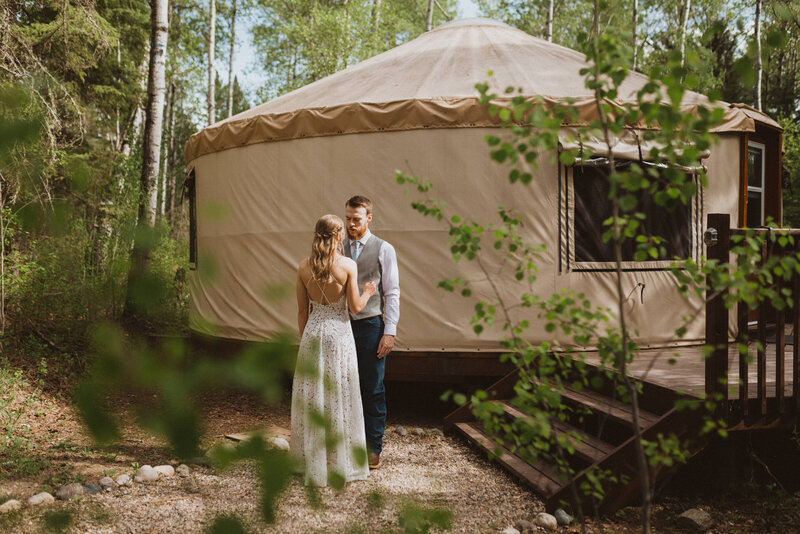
[185,18,778,164]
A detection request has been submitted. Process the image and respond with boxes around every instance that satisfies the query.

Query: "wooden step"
[557,384,660,430]
[453,421,564,498]
[497,401,615,464]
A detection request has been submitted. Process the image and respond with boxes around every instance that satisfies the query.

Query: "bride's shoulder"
[335,254,355,269]
[297,257,310,272]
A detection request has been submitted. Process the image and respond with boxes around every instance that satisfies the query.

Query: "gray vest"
[344,234,384,320]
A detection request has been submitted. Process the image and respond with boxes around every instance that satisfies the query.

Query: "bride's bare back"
[296,254,376,335]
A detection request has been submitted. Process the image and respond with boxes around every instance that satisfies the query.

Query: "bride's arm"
[296,267,309,336]
[345,259,375,314]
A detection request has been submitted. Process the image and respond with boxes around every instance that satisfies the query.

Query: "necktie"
[352,240,361,260]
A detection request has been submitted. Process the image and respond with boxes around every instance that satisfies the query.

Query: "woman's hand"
[363,281,377,297]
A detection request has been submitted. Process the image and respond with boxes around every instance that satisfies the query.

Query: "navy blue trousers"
[351,316,386,455]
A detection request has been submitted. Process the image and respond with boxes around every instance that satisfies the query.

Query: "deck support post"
[705,213,730,419]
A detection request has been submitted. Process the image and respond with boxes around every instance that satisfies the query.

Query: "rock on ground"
[99,477,116,491]
[0,499,22,513]
[154,465,175,477]
[534,512,558,531]
[134,465,159,483]
[677,508,713,531]
[554,508,574,526]
[83,483,102,495]
[56,483,85,501]
[27,492,55,506]
[176,464,191,477]
[501,528,520,534]
[515,519,534,533]
[115,474,132,486]
[268,437,290,450]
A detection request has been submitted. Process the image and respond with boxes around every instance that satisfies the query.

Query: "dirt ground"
[2,370,800,533]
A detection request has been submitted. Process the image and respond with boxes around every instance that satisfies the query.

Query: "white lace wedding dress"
[290,293,369,486]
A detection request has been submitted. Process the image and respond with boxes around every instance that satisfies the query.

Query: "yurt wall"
[188,128,743,350]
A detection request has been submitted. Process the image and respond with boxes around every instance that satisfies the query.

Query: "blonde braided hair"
[309,214,343,282]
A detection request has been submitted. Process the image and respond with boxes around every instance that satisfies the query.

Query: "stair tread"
[454,421,565,497]
[498,401,615,464]
[557,384,660,430]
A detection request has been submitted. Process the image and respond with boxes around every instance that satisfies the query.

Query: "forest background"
[0,0,799,404]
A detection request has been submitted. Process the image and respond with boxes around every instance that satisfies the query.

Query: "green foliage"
[0,366,48,478]
[396,501,453,534]
[396,13,800,530]
[43,509,74,533]
[207,512,250,534]
[782,117,800,228]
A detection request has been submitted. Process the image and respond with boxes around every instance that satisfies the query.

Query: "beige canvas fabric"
[185,18,777,350]
[188,128,739,349]
[185,19,777,163]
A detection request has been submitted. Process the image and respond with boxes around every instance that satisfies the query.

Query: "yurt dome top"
[185,18,779,163]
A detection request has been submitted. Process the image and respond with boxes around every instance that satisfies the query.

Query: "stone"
[56,483,85,501]
[533,512,558,531]
[27,492,55,506]
[83,483,102,495]
[268,437,290,451]
[554,508,574,526]
[429,428,444,436]
[501,528,520,534]
[0,499,21,513]
[154,465,175,477]
[395,426,409,436]
[134,465,159,483]
[115,474,132,486]
[411,427,426,436]
[677,508,713,531]
[99,477,116,491]
[176,464,191,477]
[514,519,534,533]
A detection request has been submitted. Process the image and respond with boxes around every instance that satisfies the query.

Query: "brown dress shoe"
[368,451,380,470]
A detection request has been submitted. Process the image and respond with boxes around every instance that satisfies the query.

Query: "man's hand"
[377,335,394,359]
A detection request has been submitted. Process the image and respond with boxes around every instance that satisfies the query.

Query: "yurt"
[184,18,783,378]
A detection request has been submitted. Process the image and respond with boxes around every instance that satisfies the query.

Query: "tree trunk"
[632,0,638,70]
[120,57,149,158]
[159,79,175,218]
[207,0,216,125]
[124,0,168,318]
[371,0,382,31]
[754,0,763,111]
[545,0,553,42]
[227,0,236,118]
[425,0,434,32]
[679,0,691,68]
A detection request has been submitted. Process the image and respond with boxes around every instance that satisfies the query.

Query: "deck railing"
[704,213,800,424]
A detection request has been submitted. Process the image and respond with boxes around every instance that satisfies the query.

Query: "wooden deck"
[444,214,800,514]
[583,335,796,399]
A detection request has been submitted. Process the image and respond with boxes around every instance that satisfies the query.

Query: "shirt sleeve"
[379,241,400,336]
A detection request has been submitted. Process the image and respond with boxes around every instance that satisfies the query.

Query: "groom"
[343,195,400,470]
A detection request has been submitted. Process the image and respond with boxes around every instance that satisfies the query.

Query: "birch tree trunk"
[123,0,168,318]
[120,57,149,158]
[425,0,434,32]
[755,0,763,111]
[632,0,638,70]
[679,0,691,68]
[159,80,175,217]
[371,0,381,31]
[207,0,216,125]
[545,0,553,42]
[227,0,236,118]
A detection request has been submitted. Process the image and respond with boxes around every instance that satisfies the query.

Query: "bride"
[291,214,376,486]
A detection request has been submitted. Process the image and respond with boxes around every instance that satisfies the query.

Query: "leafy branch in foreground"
[398,27,798,534]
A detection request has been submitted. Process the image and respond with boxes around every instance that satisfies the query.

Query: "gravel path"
[0,389,544,533]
